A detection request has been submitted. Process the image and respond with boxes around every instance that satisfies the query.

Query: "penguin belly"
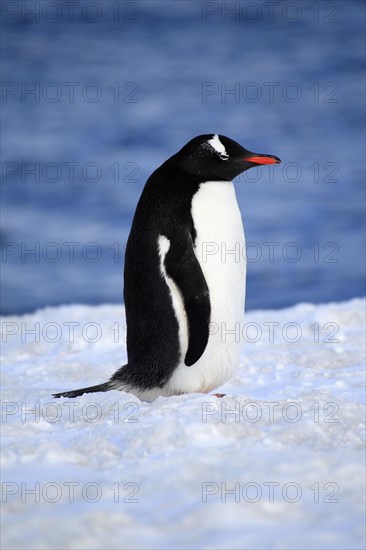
[165,180,246,395]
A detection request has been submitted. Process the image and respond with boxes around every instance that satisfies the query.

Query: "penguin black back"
[121,160,205,389]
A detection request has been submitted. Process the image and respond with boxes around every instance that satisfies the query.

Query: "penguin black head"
[170,134,281,182]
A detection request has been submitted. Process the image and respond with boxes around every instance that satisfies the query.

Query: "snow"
[1,298,365,549]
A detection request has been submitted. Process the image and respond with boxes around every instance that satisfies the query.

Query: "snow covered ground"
[1,298,365,549]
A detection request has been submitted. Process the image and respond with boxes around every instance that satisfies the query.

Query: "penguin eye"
[219,153,229,161]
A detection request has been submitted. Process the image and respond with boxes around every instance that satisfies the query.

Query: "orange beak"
[245,155,281,165]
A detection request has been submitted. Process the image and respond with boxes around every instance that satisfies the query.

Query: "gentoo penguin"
[53,135,280,401]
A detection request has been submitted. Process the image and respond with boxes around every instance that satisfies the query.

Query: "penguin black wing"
[164,232,211,366]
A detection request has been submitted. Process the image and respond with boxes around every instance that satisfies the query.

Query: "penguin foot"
[212,393,226,398]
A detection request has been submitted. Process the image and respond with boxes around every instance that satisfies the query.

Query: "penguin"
[53,135,280,401]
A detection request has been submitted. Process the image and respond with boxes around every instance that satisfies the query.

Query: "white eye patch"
[208,134,229,160]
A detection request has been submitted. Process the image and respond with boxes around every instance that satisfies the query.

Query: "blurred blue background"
[1,0,365,315]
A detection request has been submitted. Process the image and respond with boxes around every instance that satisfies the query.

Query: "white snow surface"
[1,298,365,550]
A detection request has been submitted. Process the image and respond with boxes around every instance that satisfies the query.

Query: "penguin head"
[171,134,281,181]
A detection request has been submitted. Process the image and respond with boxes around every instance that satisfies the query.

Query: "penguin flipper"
[164,232,211,367]
[52,381,113,399]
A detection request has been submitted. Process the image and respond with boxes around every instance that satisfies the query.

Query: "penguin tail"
[52,381,114,399]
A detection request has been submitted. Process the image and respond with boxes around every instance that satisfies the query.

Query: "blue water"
[1,0,365,314]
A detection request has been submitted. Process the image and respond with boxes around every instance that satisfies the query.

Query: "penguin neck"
[164,159,233,188]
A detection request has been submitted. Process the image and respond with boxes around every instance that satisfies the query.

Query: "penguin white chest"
[167,180,246,395]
